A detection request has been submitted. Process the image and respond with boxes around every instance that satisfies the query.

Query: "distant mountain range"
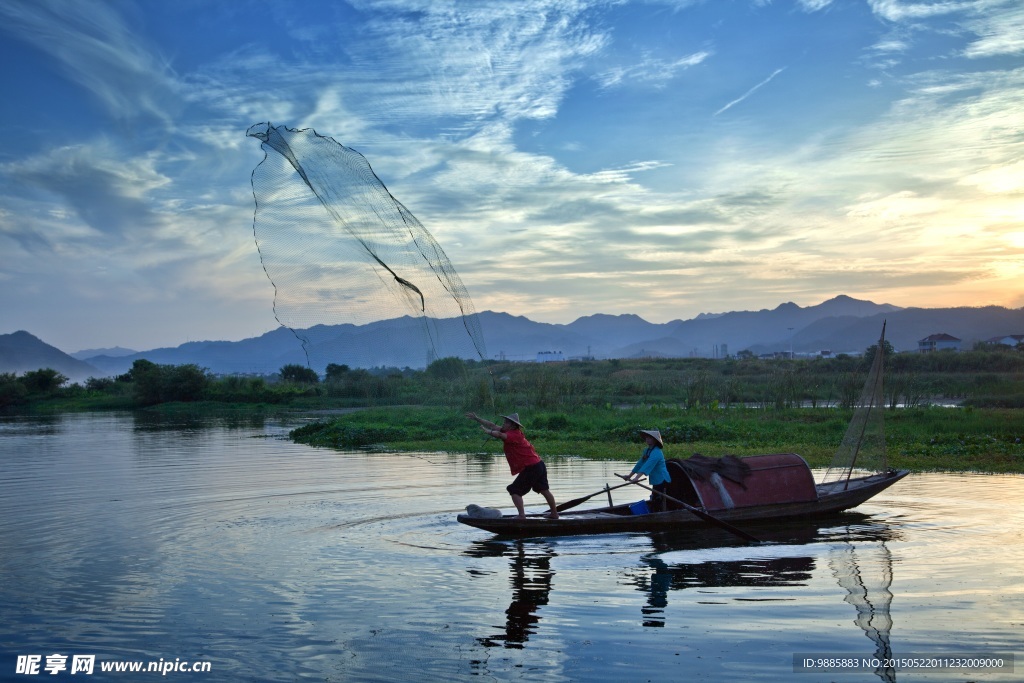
[3,295,1023,381]
[69,346,137,360]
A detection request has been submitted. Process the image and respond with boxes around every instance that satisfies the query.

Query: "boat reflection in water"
[466,516,900,681]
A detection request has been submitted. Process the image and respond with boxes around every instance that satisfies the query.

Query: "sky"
[1,0,1023,354]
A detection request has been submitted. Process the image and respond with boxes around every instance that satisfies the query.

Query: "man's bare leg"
[510,493,526,519]
[540,490,559,519]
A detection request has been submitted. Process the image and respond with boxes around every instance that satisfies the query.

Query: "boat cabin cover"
[664,453,818,512]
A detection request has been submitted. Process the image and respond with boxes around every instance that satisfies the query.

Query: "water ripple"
[2,412,1022,682]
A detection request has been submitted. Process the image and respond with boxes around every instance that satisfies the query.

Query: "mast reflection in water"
[830,541,896,682]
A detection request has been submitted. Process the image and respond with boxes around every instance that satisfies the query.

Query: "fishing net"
[822,323,888,484]
[246,123,486,371]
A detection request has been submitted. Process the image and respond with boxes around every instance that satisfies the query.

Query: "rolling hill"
[3,295,1022,378]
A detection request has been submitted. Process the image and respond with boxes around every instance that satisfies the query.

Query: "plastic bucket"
[629,500,649,515]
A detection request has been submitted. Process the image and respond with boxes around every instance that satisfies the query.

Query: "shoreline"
[288,405,1024,475]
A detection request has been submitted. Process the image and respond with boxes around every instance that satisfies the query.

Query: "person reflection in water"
[478,542,555,648]
[466,411,558,519]
[640,557,672,628]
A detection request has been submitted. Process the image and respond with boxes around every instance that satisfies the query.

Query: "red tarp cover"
[688,453,818,511]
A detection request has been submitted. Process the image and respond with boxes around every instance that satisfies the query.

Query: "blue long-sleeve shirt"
[631,446,671,486]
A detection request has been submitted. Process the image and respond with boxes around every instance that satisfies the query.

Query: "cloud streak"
[595,51,712,89]
[713,67,787,116]
[0,0,181,125]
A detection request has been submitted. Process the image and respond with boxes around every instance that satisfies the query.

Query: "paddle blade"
[555,493,595,512]
[555,480,635,512]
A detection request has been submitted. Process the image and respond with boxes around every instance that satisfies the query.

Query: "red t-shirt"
[502,429,542,474]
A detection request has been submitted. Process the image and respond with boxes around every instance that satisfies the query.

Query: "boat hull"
[456,469,910,537]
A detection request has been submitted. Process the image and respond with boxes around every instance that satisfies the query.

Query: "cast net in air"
[246,123,486,372]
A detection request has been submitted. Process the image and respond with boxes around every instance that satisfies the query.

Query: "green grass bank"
[290,405,1024,474]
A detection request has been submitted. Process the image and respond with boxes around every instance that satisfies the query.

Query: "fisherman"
[465,411,559,519]
[624,429,671,511]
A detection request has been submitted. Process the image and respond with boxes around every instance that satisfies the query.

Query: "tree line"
[3,342,1024,412]
[0,358,478,410]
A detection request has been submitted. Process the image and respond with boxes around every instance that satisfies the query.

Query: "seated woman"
[623,429,671,512]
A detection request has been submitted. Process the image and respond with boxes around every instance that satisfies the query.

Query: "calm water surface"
[1,412,1021,682]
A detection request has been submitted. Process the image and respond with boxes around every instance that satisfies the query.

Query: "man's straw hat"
[501,413,523,428]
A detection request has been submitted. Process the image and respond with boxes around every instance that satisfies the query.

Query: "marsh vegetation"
[5,346,1023,472]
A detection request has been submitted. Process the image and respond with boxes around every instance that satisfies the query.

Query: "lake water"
[1,412,1020,682]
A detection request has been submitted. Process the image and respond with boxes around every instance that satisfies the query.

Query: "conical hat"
[639,429,663,447]
[501,413,523,428]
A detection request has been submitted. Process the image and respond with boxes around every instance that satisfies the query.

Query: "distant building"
[918,333,961,353]
[984,334,1024,347]
[536,350,564,363]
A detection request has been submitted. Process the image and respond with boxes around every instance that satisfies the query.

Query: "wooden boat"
[457,455,909,537]
[458,323,908,539]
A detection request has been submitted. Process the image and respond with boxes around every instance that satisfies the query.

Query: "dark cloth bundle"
[669,453,751,487]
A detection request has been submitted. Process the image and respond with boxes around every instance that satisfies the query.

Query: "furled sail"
[822,322,888,485]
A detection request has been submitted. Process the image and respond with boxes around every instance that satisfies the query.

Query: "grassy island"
[290,404,1024,474]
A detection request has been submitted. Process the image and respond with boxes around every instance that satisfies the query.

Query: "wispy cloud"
[962,3,1024,58]
[346,0,608,125]
[871,37,911,53]
[595,51,712,89]
[713,67,786,116]
[867,0,975,22]
[797,0,835,11]
[865,1,1024,60]
[3,142,170,240]
[0,0,181,125]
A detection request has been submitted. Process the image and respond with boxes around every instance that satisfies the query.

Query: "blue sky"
[1,0,1022,353]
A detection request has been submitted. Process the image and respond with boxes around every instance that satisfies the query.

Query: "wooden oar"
[614,473,761,544]
[555,480,636,512]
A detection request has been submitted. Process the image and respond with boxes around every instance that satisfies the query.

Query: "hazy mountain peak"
[0,330,99,381]
[815,295,902,315]
[71,346,138,360]
[569,312,649,324]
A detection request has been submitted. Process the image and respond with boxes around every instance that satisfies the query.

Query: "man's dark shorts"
[507,461,550,496]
